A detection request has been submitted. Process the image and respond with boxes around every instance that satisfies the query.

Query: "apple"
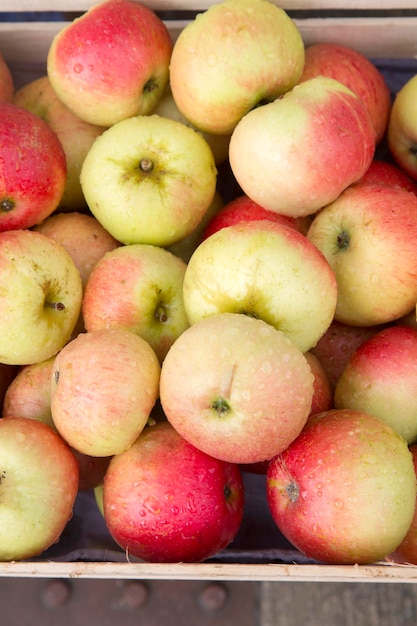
[47,0,173,127]
[304,351,333,417]
[169,0,305,135]
[334,325,417,444]
[0,229,83,366]
[3,356,56,429]
[0,363,17,412]
[33,211,121,289]
[266,408,416,565]
[0,51,14,102]
[307,183,417,326]
[298,42,391,143]
[80,114,217,247]
[13,75,106,211]
[0,102,66,231]
[387,74,417,181]
[0,417,79,561]
[103,420,245,562]
[229,76,376,218]
[153,86,231,166]
[390,444,417,565]
[167,190,224,264]
[71,450,112,492]
[160,312,314,465]
[82,243,189,363]
[310,319,386,392]
[356,159,417,195]
[182,219,337,354]
[201,194,311,241]
[50,327,160,457]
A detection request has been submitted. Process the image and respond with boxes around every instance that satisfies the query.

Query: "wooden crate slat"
[2,1,417,13]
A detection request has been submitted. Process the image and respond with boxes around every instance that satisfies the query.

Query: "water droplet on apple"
[186,493,197,513]
[170,506,179,515]
[73,63,84,73]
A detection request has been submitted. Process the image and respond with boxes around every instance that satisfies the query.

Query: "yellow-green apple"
[310,319,386,392]
[266,408,416,565]
[0,102,66,231]
[229,77,376,218]
[169,0,305,135]
[50,328,160,457]
[3,357,56,428]
[33,211,121,290]
[82,244,189,363]
[103,421,245,562]
[182,220,337,353]
[334,325,417,444]
[307,183,417,326]
[167,190,224,263]
[390,444,417,565]
[0,229,83,365]
[13,75,106,211]
[47,0,173,127]
[298,42,391,143]
[0,417,79,561]
[80,114,217,247]
[387,74,417,180]
[153,85,231,165]
[201,194,311,240]
[0,52,14,102]
[160,312,314,465]
[357,159,417,195]
[304,351,333,417]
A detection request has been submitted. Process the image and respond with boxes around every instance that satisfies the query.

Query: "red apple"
[0,417,79,561]
[390,443,417,565]
[304,351,333,417]
[0,102,66,231]
[103,421,245,563]
[201,194,311,240]
[310,319,386,392]
[266,408,416,565]
[298,42,391,143]
[334,325,417,444]
[47,0,173,127]
[356,160,417,195]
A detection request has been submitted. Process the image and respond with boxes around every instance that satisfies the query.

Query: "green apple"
[182,219,337,353]
[50,327,161,457]
[160,312,314,465]
[307,183,417,326]
[169,0,305,135]
[13,75,106,211]
[229,76,376,218]
[0,229,83,365]
[47,0,173,127]
[82,243,189,362]
[80,114,217,247]
[388,74,417,181]
[0,417,79,561]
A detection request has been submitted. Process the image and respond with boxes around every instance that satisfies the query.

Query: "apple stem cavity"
[336,230,350,250]
[143,78,159,95]
[139,158,154,173]
[0,198,15,213]
[45,300,66,311]
[286,480,300,503]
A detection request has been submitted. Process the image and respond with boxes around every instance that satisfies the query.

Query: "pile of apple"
[1,0,417,567]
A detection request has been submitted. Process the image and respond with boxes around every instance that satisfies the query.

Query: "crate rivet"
[199,582,228,612]
[119,580,150,609]
[41,579,72,609]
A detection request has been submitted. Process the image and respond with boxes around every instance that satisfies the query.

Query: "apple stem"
[45,301,66,311]
[336,230,350,250]
[140,158,154,173]
[212,397,230,416]
[0,198,14,213]
[155,305,168,323]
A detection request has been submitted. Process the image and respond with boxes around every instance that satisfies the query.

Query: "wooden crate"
[1,0,417,582]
